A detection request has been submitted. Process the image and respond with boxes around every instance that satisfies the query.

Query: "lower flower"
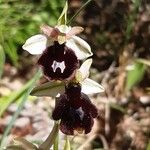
[52,83,98,135]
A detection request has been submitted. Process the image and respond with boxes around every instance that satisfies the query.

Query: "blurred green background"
[0,0,65,68]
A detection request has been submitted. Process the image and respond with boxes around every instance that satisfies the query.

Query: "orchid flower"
[22,25,92,81]
[52,83,98,135]
[31,59,104,135]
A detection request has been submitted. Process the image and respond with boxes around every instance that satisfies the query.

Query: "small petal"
[81,78,104,94]
[40,25,60,38]
[79,59,92,81]
[66,36,93,60]
[22,34,52,55]
[66,26,84,39]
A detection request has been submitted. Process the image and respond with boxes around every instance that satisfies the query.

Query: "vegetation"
[0,0,149,149]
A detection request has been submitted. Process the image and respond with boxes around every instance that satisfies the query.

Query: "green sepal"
[30,81,65,97]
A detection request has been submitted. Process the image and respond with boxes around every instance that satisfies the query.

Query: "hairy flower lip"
[52,84,98,135]
[37,42,79,81]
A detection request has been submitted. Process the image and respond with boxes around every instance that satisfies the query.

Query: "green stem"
[39,122,59,150]
[53,129,59,150]
[67,0,92,24]
[63,136,71,150]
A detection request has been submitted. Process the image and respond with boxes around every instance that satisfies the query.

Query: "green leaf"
[63,136,71,150]
[0,70,41,149]
[57,1,68,25]
[11,137,38,150]
[126,62,146,91]
[6,137,38,150]
[0,45,5,78]
[31,81,65,97]
[5,145,26,150]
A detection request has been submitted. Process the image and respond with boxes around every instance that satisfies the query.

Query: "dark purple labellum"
[52,84,98,135]
[38,42,79,81]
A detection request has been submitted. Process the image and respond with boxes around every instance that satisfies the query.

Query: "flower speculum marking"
[76,107,84,120]
[51,60,66,73]
[38,42,78,81]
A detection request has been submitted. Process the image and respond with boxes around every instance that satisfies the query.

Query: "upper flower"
[22,25,92,81]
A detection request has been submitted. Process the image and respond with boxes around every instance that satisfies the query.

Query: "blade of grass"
[3,39,18,66]
[125,0,141,42]
[67,0,92,24]
[0,70,42,117]
[0,45,5,78]
[0,70,41,149]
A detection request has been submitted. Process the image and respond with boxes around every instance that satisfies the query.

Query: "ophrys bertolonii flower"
[22,25,92,81]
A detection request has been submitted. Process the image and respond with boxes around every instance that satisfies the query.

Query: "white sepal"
[22,34,52,55]
[81,78,104,95]
[31,81,65,97]
[66,36,93,60]
[79,58,92,81]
